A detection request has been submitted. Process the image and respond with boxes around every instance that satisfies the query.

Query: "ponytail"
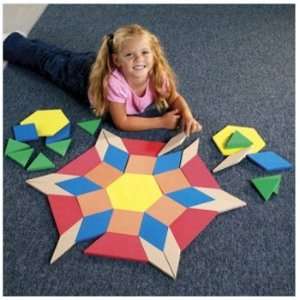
[88,35,113,116]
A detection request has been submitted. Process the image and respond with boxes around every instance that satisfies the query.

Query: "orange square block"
[77,189,112,216]
[125,155,156,174]
[85,162,122,187]
[107,209,143,236]
[155,169,190,193]
[146,196,186,225]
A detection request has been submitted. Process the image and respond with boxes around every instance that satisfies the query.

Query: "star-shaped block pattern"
[26,129,246,279]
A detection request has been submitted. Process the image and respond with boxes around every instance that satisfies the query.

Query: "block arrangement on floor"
[26,129,246,279]
[212,124,292,202]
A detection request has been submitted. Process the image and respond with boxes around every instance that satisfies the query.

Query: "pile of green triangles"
[5,138,55,171]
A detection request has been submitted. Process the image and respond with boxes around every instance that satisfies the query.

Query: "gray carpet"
[3,4,295,296]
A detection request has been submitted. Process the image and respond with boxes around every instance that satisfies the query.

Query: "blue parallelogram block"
[167,187,214,207]
[76,210,113,242]
[56,177,102,196]
[13,123,39,142]
[139,213,168,251]
[104,144,129,172]
[153,151,182,175]
[247,151,292,172]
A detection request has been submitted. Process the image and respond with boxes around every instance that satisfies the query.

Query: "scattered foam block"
[20,109,70,137]
[46,139,72,157]
[251,175,282,201]
[77,119,101,135]
[225,130,253,149]
[247,151,292,172]
[212,125,266,156]
[5,138,31,156]
[7,148,34,167]
[27,152,55,171]
[45,123,71,144]
[13,123,38,142]
[213,146,253,173]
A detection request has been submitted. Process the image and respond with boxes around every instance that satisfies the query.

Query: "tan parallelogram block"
[26,173,77,196]
[213,146,253,173]
[158,132,187,156]
[50,219,82,263]
[193,187,247,213]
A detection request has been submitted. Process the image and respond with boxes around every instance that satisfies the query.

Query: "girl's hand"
[182,113,202,136]
[161,109,181,129]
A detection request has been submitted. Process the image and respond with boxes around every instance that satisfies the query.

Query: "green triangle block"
[46,139,72,157]
[7,148,34,167]
[27,152,55,171]
[251,175,282,201]
[5,138,31,156]
[225,131,253,149]
[77,118,101,135]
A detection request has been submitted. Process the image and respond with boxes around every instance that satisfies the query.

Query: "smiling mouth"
[133,65,146,70]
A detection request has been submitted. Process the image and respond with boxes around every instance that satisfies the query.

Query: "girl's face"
[113,35,154,82]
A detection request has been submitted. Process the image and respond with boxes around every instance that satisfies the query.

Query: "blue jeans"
[3,32,96,103]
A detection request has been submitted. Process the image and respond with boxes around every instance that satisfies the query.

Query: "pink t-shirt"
[106,69,155,115]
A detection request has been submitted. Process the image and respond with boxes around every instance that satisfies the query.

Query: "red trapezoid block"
[58,147,101,176]
[182,155,220,188]
[48,195,83,235]
[122,138,165,156]
[170,208,218,251]
[84,232,148,263]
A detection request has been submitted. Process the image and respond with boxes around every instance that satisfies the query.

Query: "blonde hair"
[88,24,178,116]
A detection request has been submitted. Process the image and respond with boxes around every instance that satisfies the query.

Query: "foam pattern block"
[20,109,69,137]
[56,177,102,196]
[77,119,101,135]
[7,148,34,167]
[27,152,55,171]
[76,210,112,242]
[46,123,71,144]
[46,139,72,157]
[104,145,129,172]
[251,175,282,201]
[167,187,214,207]
[247,151,292,171]
[13,123,39,142]
[225,130,253,149]
[139,213,168,251]
[5,138,31,156]
[153,151,182,175]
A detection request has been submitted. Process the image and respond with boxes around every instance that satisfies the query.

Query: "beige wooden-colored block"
[158,132,186,156]
[140,238,176,279]
[213,146,253,173]
[193,187,246,213]
[125,155,156,174]
[180,138,199,167]
[26,173,77,196]
[102,129,127,152]
[163,230,181,279]
[50,219,82,263]
[95,129,109,160]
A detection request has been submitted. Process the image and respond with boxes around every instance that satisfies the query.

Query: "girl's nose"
[134,53,142,62]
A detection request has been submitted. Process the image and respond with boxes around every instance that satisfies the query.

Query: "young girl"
[4,24,202,136]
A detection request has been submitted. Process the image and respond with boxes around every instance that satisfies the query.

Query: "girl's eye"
[143,51,149,55]
[125,53,133,57]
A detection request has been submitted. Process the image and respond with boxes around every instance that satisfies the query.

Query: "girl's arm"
[109,102,181,131]
[168,93,202,136]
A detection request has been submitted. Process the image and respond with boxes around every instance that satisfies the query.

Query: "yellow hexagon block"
[212,125,266,156]
[106,173,162,212]
[20,109,69,137]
